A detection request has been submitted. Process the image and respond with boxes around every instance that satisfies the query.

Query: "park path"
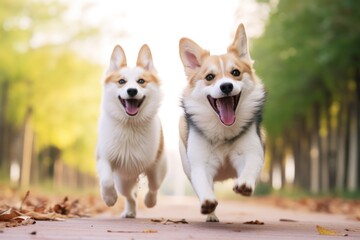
[1,196,359,239]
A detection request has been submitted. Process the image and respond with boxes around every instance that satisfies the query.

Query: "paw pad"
[201,200,218,214]
[233,183,253,196]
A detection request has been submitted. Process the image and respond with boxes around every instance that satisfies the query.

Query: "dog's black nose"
[220,83,233,95]
[127,88,138,97]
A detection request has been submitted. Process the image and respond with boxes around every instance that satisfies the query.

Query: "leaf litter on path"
[151,218,188,225]
[243,220,264,225]
[107,229,158,233]
[0,190,101,229]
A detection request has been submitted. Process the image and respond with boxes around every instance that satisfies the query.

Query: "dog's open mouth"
[118,96,145,116]
[207,93,241,126]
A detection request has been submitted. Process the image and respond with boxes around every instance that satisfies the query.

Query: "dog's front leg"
[96,158,118,206]
[231,130,264,196]
[187,131,219,221]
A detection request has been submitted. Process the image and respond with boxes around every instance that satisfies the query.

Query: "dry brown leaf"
[279,218,298,222]
[150,218,164,223]
[316,225,337,236]
[150,218,188,225]
[164,219,188,224]
[20,191,30,211]
[25,211,65,221]
[243,220,264,225]
[11,216,35,226]
[142,229,158,233]
[0,208,22,221]
[107,229,158,233]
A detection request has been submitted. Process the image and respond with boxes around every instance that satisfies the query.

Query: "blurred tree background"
[0,0,102,189]
[0,0,358,196]
[252,0,360,194]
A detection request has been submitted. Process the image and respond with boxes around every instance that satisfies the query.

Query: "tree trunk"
[309,105,320,193]
[20,108,34,189]
[356,66,360,188]
[293,121,304,188]
[347,102,358,192]
[320,107,330,193]
[335,101,346,190]
[0,81,9,175]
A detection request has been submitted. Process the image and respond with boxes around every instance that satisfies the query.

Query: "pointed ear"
[179,38,209,77]
[108,45,127,73]
[228,23,252,62]
[137,44,156,72]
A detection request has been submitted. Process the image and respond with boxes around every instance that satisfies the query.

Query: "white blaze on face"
[205,57,243,127]
[115,67,146,116]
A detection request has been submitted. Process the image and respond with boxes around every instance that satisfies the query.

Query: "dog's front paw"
[233,180,255,196]
[101,184,118,207]
[144,191,157,208]
[201,199,218,214]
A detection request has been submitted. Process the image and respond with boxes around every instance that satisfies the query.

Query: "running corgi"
[96,44,167,218]
[179,24,265,222]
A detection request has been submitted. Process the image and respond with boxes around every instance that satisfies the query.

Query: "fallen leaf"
[279,218,298,222]
[25,211,65,221]
[20,191,30,211]
[0,208,22,221]
[164,219,188,224]
[243,220,264,225]
[107,229,158,233]
[12,216,34,225]
[150,218,188,225]
[150,218,164,223]
[316,225,337,236]
[142,229,158,233]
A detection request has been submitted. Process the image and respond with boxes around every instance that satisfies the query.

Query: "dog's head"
[102,44,161,120]
[179,24,256,126]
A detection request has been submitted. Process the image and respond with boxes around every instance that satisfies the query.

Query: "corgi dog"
[178,24,265,222]
[96,44,167,218]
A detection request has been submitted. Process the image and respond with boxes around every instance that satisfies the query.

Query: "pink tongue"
[217,97,235,126]
[125,99,139,116]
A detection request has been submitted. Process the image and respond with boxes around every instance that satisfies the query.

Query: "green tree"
[0,0,102,187]
[252,0,360,193]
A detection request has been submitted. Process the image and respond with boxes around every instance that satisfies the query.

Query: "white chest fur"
[97,112,161,178]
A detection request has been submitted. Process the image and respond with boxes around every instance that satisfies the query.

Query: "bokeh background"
[0,0,359,199]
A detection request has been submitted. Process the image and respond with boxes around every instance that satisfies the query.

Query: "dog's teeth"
[215,100,220,110]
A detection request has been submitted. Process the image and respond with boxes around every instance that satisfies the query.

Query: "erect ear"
[179,38,209,77]
[137,44,156,72]
[228,23,252,62]
[107,45,127,73]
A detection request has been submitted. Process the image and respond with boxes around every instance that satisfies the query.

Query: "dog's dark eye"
[137,79,145,84]
[118,79,126,84]
[231,69,241,77]
[205,74,215,81]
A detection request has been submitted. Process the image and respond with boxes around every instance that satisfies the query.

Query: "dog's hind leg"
[144,155,167,208]
[113,173,138,218]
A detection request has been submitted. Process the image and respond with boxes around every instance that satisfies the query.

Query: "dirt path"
[1,196,359,239]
